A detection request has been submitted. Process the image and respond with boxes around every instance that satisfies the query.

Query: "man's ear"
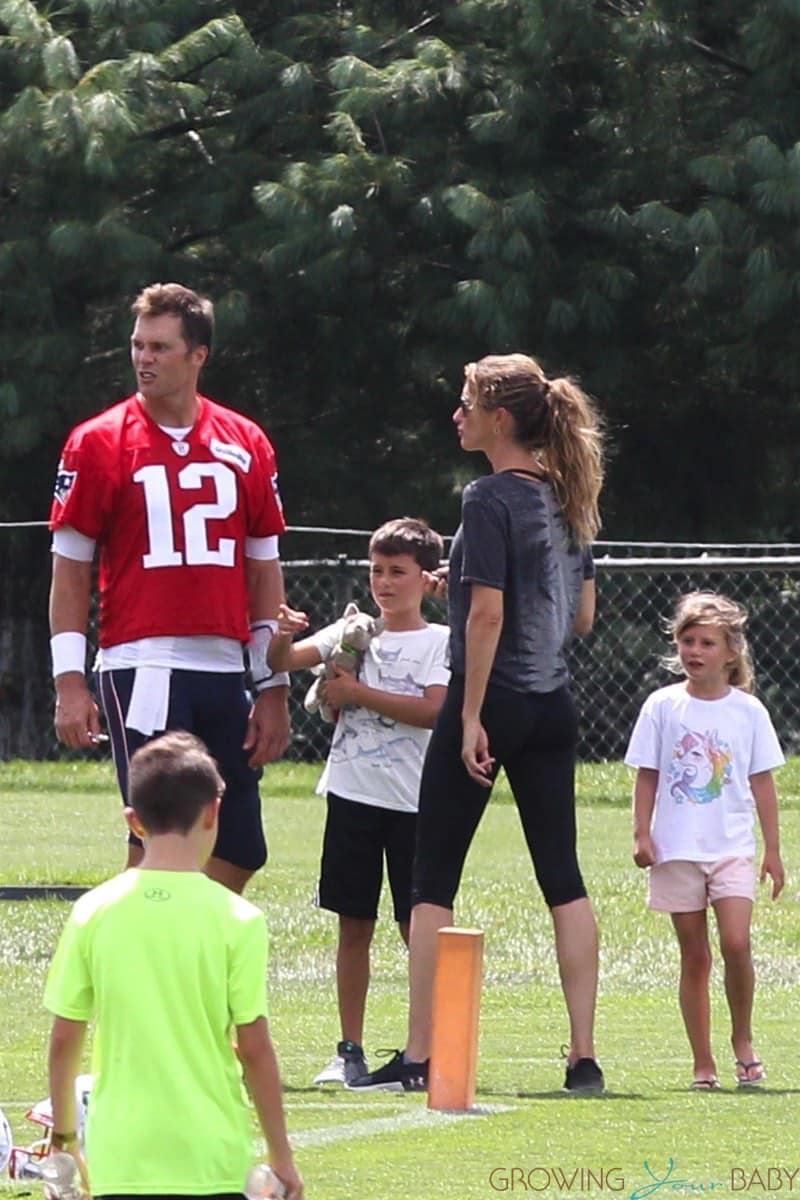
[124,806,147,840]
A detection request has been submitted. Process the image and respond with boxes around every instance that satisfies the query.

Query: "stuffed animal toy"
[304,601,385,724]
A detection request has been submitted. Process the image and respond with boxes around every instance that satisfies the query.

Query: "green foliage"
[2,0,800,546]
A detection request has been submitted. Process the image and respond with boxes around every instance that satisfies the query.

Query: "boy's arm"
[751,769,784,899]
[48,1016,91,1193]
[632,768,658,867]
[268,604,323,672]
[320,670,447,729]
[236,1017,303,1200]
[49,1016,86,1136]
[269,635,323,673]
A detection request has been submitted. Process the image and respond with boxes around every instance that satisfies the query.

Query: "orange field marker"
[428,926,484,1111]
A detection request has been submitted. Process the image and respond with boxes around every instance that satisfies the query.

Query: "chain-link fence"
[573,547,800,760]
[3,528,800,761]
[281,545,800,762]
[280,557,448,761]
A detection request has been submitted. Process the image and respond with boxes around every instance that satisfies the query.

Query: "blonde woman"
[351,353,605,1094]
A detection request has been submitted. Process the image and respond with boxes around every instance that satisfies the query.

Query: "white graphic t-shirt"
[311,622,450,812]
[625,683,784,862]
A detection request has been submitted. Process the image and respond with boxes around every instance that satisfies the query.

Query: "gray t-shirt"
[447,471,593,694]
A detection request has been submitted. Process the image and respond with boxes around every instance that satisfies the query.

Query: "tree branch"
[177,103,215,165]
[685,36,752,76]
[598,0,752,75]
[373,117,388,155]
[379,12,440,53]
[83,346,126,366]
[164,228,221,252]
[142,109,233,141]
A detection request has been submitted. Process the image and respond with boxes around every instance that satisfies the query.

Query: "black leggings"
[411,677,587,910]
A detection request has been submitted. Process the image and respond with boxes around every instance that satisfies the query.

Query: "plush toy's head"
[303,602,385,722]
[340,601,385,650]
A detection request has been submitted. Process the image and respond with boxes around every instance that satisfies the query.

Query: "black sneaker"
[564,1057,605,1093]
[313,1040,368,1086]
[346,1049,429,1092]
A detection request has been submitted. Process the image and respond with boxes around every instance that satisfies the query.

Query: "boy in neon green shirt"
[44,731,302,1200]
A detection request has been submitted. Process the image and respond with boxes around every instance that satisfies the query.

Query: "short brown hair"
[131,282,214,352]
[128,732,224,835]
[369,517,443,573]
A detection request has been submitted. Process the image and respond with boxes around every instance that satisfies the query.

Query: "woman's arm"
[572,577,596,635]
[461,583,504,785]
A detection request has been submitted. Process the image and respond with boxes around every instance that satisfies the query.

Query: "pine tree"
[3,0,800,541]
[0,0,282,516]
[613,0,800,536]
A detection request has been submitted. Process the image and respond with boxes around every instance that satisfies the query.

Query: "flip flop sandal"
[735,1060,766,1086]
[690,1077,721,1091]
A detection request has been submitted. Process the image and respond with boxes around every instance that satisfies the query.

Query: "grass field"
[2,758,799,1199]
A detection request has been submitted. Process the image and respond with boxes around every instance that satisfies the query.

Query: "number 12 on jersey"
[134,462,238,569]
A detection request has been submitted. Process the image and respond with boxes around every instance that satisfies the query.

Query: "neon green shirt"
[44,869,268,1195]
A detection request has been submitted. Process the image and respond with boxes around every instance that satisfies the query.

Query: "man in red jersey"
[49,282,290,893]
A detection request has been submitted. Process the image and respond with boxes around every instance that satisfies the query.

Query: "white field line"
[1,1100,515,1113]
[4,1099,514,1152]
[266,1103,515,1151]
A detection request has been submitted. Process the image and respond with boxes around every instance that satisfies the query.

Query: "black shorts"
[412,676,587,911]
[98,668,266,871]
[317,792,417,922]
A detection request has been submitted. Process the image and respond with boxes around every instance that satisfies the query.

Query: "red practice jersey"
[50,394,286,648]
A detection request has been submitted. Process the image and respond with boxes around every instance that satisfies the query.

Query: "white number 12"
[133,462,238,568]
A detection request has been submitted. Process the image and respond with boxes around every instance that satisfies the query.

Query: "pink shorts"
[648,857,756,912]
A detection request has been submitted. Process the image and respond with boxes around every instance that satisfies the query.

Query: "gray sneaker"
[313,1040,368,1086]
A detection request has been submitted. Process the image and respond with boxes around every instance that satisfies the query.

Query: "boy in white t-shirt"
[269,518,450,1086]
[625,592,784,1092]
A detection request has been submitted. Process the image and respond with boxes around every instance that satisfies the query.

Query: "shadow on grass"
[485,1087,646,1101]
[284,1085,354,1095]
[663,1085,800,1097]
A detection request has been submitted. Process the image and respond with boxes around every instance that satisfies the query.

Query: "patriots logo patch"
[53,462,77,506]
[271,472,284,514]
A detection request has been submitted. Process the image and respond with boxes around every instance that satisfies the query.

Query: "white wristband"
[249,619,279,679]
[51,632,87,678]
[253,672,290,693]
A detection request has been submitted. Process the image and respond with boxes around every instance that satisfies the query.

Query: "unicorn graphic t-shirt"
[625,683,784,863]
